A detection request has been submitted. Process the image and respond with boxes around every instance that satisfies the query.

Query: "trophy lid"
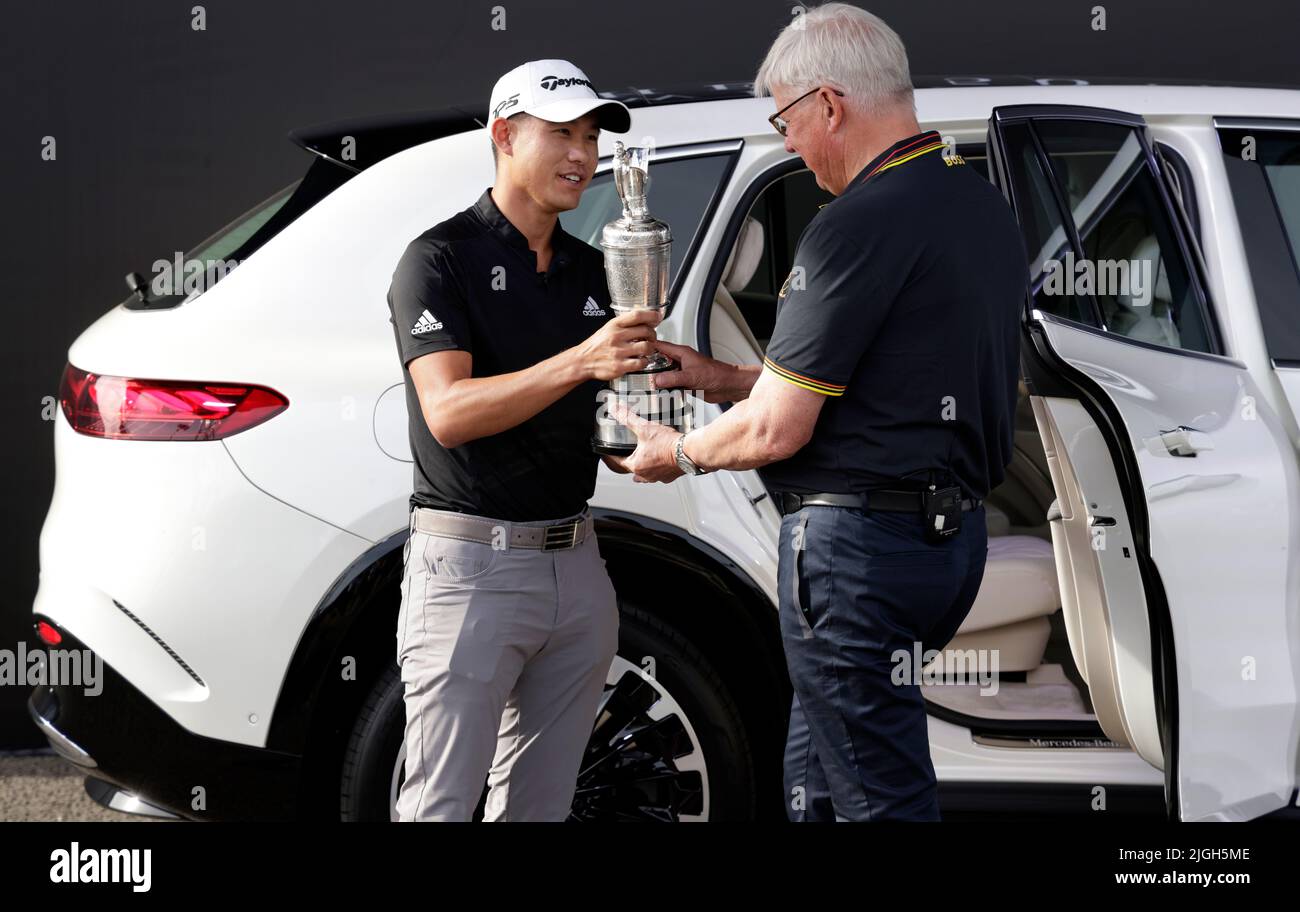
[600,142,672,251]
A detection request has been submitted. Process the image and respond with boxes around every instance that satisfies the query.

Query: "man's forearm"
[422,347,589,447]
[681,396,788,471]
[717,363,762,402]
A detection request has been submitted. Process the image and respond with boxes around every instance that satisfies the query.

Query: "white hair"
[753,3,914,115]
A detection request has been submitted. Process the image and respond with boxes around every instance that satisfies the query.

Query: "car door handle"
[1157,426,1215,457]
[740,483,768,514]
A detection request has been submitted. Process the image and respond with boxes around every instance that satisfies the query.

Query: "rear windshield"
[188,184,297,265]
[127,157,353,309]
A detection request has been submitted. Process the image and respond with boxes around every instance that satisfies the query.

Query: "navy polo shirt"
[386,187,615,521]
[757,131,1029,501]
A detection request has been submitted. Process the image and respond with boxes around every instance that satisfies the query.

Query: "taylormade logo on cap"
[487,59,631,134]
[539,75,593,91]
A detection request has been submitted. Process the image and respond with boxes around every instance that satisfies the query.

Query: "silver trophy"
[592,142,694,455]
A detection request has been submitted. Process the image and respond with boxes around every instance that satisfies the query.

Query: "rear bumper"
[27,620,303,821]
[34,418,373,746]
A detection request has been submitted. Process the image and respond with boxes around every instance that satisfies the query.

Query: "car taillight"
[58,363,289,441]
[35,620,62,646]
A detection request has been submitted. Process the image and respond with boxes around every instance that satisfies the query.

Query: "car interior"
[709,155,1105,724]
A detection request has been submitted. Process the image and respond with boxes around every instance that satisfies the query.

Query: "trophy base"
[591,356,694,455]
[591,437,638,457]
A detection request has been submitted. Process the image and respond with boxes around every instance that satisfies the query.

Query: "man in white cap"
[386,60,657,821]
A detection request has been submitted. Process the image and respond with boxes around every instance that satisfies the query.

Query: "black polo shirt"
[386,187,615,521]
[757,131,1028,501]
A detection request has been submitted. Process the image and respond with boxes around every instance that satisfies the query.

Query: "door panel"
[1033,391,1161,766]
[990,105,1300,821]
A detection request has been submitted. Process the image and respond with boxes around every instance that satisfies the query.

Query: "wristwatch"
[674,434,708,476]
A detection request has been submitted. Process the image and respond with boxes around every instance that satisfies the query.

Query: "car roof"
[289,77,1300,170]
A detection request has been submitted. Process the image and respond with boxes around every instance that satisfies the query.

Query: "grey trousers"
[395,506,619,822]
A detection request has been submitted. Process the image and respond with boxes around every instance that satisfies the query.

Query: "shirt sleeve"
[387,237,472,369]
[762,217,890,397]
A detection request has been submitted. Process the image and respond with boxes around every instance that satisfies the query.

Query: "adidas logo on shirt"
[411,309,443,335]
[582,296,606,316]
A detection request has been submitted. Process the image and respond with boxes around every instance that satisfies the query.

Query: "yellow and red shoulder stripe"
[763,357,847,397]
[857,132,947,186]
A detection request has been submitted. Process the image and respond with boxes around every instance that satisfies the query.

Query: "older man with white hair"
[611,4,1028,820]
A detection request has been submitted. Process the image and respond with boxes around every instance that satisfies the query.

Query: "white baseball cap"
[487,59,631,134]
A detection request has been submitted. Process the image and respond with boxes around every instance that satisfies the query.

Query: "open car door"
[986,104,1300,821]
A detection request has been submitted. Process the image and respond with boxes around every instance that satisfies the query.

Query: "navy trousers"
[779,502,988,821]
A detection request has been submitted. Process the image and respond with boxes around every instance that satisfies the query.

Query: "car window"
[1228,130,1300,277]
[995,123,1098,325]
[1032,119,1213,354]
[129,156,354,310]
[189,184,298,265]
[741,193,775,296]
[560,152,732,289]
[727,169,833,349]
[1217,126,1300,363]
[1265,139,1300,263]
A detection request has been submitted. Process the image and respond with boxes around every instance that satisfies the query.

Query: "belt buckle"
[542,519,580,551]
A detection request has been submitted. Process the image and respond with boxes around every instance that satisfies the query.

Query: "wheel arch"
[591,508,790,781]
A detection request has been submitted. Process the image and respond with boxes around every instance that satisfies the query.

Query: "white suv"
[31,78,1300,822]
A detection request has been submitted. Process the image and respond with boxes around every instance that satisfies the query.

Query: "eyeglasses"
[768,86,846,136]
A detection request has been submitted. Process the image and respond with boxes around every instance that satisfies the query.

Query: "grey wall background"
[2,0,1297,747]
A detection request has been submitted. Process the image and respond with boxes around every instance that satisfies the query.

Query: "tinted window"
[732,169,832,348]
[1217,127,1300,363]
[128,157,354,310]
[1230,131,1300,277]
[1265,138,1300,264]
[189,184,297,265]
[997,123,1096,324]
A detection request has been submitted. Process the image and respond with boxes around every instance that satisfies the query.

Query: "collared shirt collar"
[473,187,574,272]
[845,130,944,190]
